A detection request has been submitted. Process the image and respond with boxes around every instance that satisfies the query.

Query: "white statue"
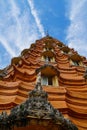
[36,72,42,91]
[36,72,41,84]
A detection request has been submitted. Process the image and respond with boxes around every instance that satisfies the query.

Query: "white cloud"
[65,0,87,57]
[0,36,16,57]
[27,0,45,37]
[9,0,22,51]
[0,0,42,68]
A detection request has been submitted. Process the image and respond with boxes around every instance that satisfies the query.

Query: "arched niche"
[21,49,29,56]
[11,57,22,66]
[56,42,64,48]
[41,50,55,62]
[69,54,83,66]
[44,42,54,50]
[36,64,60,87]
[61,46,70,54]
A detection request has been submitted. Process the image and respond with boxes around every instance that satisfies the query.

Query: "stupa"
[0,36,87,130]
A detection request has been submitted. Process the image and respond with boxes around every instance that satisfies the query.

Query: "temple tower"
[0,36,87,129]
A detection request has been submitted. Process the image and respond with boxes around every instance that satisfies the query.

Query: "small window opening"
[74,61,79,66]
[45,56,51,62]
[48,77,52,85]
[41,76,53,86]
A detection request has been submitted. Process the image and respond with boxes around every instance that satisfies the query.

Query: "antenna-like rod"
[45,30,49,37]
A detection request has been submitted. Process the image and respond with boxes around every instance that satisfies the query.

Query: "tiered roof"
[0,36,87,130]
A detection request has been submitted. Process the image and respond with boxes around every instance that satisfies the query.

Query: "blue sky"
[0,0,87,69]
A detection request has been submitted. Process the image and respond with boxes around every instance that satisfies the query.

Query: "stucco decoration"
[0,74,78,130]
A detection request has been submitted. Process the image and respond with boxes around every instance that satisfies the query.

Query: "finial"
[45,30,49,37]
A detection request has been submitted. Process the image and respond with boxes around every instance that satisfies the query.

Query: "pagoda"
[0,36,87,130]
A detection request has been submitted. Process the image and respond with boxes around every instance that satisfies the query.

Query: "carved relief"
[0,80,78,130]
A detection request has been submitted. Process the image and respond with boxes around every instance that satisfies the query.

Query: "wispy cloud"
[27,0,45,37]
[0,36,16,57]
[9,0,22,51]
[0,0,42,68]
[65,0,87,56]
